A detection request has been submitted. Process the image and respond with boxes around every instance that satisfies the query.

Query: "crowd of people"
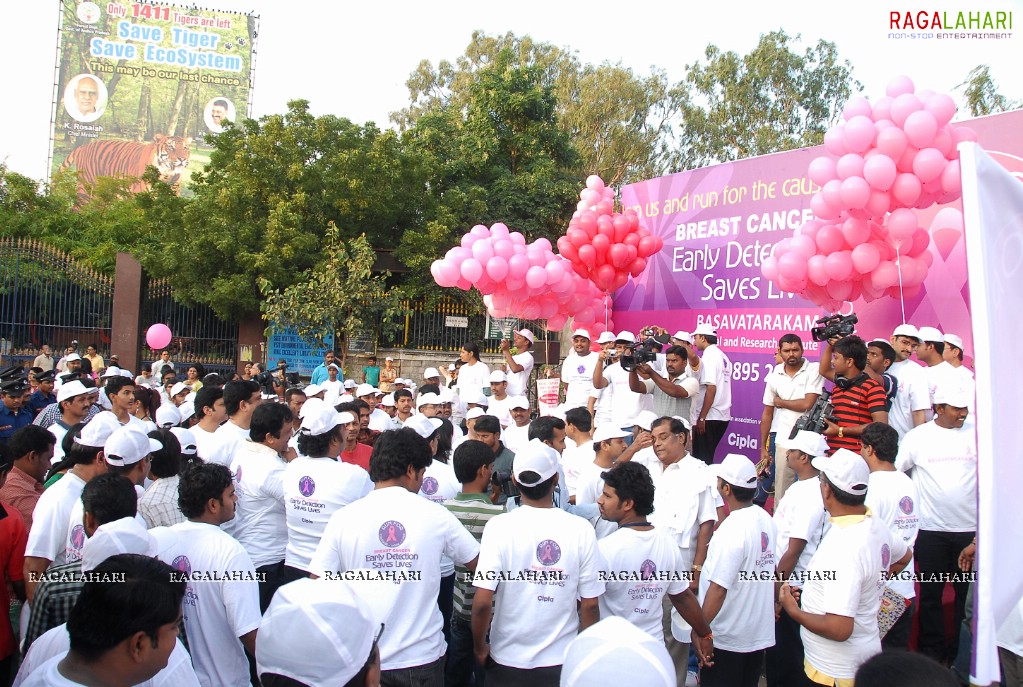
[0,319,1014,687]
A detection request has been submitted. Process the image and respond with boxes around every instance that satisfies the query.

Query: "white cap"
[778,430,830,457]
[892,324,921,340]
[448,364,456,371]
[917,326,943,343]
[75,411,121,448]
[380,393,396,407]
[154,404,181,429]
[466,407,486,420]
[615,330,636,343]
[813,448,870,496]
[337,394,355,404]
[57,380,90,403]
[66,353,82,362]
[169,382,189,398]
[423,367,441,380]
[405,414,442,439]
[300,406,355,437]
[516,329,535,345]
[933,384,972,408]
[81,517,164,573]
[513,439,559,486]
[437,387,455,404]
[326,363,341,372]
[593,425,630,444]
[416,392,441,408]
[178,401,196,423]
[509,396,530,410]
[489,370,507,383]
[672,331,694,345]
[693,323,717,337]
[120,369,133,378]
[394,378,407,386]
[710,453,759,489]
[343,379,357,389]
[355,383,378,398]
[672,415,692,433]
[386,356,394,361]
[169,427,198,455]
[104,425,162,466]
[303,383,325,398]
[630,410,659,432]
[562,616,675,687]
[596,331,616,344]
[943,333,965,351]
[461,387,488,406]
[101,366,122,379]
[571,329,591,340]
[257,576,400,687]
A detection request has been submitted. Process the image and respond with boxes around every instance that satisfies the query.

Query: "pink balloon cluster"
[430,223,613,334]
[557,175,664,293]
[763,75,975,311]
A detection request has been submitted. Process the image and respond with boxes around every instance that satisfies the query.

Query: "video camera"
[811,313,858,342]
[789,390,835,438]
[620,340,659,372]
[491,469,520,499]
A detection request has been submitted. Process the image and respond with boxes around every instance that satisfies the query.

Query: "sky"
[4,0,1021,181]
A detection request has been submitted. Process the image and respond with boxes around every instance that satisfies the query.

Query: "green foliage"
[259,225,407,360]
[957,65,1021,117]
[670,31,860,169]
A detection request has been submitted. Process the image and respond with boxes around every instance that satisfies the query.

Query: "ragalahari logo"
[379,520,407,548]
[889,8,1013,38]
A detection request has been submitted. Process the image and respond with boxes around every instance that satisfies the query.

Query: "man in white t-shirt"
[23,412,119,601]
[916,327,976,431]
[887,324,929,439]
[561,407,594,500]
[630,345,700,429]
[311,427,480,686]
[206,380,262,467]
[47,381,92,463]
[561,329,598,411]
[284,405,372,577]
[942,333,973,379]
[759,334,824,501]
[895,384,975,664]
[487,370,514,427]
[765,430,829,687]
[691,323,732,465]
[698,454,776,687]
[587,332,617,425]
[472,439,604,687]
[150,350,174,378]
[161,462,261,687]
[190,386,225,461]
[592,331,644,428]
[501,397,532,454]
[596,461,714,667]
[860,422,919,651]
[501,329,535,398]
[780,449,911,686]
[321,363,344,406]
[574,425,628,511]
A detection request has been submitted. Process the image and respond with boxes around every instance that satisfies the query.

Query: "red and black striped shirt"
[828,377,887,453]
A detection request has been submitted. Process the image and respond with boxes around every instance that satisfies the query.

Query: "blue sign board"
[267,328,333,378]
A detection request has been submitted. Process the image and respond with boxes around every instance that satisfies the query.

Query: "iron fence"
[383,297,547,354]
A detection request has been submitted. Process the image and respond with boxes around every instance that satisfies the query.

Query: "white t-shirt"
[773,475,828,589]
[283,455,372,572]
[48,423,71,463]
[800,512,908,679]
[763,360,825,441]
[866,470,920,599]
[502,423,530,455]
[887,359,930,439]
[230,441,288,568]
[647,456,717,566]
[601,362,643,425]
[419,458,462,576]
[598,527,689,640]
[206,420,249,467]
[191,425,219,462]
[321,379,344,406]
[506,351,534,397]
[368,407,392,432]
[574,460,609,507]
[487,395,515,428]
[697,344,732,421]
[698,505,776,652]
[895,420,977,532]
[590,385,612,427]
[455,361,491,399]
[309,486,480,670]
[159,521,262,687]
[14,624,199,687]
[64,496,147,564]
[561,440,594,498]
[474,505,605,669]
[25,472,86,564]
[562,351,599,409]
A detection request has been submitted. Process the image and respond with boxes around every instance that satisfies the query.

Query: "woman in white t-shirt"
[454,342,490,401]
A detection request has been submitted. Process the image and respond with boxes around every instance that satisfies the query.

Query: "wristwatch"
[691,564,703,572]
[838,426,844,438]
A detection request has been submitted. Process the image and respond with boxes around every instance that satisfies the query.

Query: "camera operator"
[819,335,888,453]
[592,331,644,429]
[628,345,699,421]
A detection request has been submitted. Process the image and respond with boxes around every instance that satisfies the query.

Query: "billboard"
[50,1,258,200]
[616,109,1023,462]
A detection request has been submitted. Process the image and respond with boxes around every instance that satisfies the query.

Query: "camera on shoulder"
[811,313,858,342]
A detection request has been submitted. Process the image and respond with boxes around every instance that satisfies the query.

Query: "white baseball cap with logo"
[812,448,870,496]
[933,384,973,409]
[596,331,616,345]
[104,425,162,467]
[56,380,90,404]
[710,453,759,489]
[943,333,965,351]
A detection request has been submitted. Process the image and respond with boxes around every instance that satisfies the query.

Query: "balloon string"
[895,253,907,323]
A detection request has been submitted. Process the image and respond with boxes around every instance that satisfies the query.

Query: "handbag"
[878,586,910,638]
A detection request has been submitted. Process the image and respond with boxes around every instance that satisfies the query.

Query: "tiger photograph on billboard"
[50,1,257,204]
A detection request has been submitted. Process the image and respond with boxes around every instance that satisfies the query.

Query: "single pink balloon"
[912,148,947,183]
[778,252,807,281]
[823,128,849,156]
[836,153,866,181]
[486,256,509,282]
[886,75,916,98]
[843,116,876,154]
[851,243,881,273]
[761,257,779,281]
[808,156,838,186]
[876,126,908,161]
[807,255,830,286]
[843,96,873,121]
[460,259,483,283]
[815,224,845,254]
[586,174,605,190]
[872,96,894,123]
[891,173,922,207]
[865,190,892,220]
[508,253,530,278]
[789,235,816,259]
[825,251,854,282]
[925,93,956,127]
[840,177,871,209]
[843,217,871,246]
[941,159,962,196]
[887,208,918,241]
[903,110,939,149]
[863,154,897,191]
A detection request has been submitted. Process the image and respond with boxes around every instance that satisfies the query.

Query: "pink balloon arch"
[762,75,976,313]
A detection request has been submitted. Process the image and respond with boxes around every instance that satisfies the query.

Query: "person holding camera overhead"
[629,345,701,422]
[819,333,889,454]
[500,329,535,398]
[592,331,644,430]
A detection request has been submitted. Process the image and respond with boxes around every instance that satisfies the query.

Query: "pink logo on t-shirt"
[70,525,86,550]
[234,466,243,482]
[881,543,891,569]
[640,559,657,581]
[299,476,316,497]
[172,555,192,576]
[537,540,562,566]
[898,496,914,515]
[577,365,585,374]
[379,520,407,547]
[761,532,770,553]
[421,476,439,496]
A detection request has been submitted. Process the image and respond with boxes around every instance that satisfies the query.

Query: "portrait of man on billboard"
[63,74,107,123]
[204,97,235,133]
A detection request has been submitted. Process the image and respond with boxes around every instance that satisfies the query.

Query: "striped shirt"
[444,492,504,620]
[828,377,887,453]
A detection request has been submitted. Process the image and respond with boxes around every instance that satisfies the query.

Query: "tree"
[669,31,860,170]
[957,65,1021,117]
[143,100,432,318]
[259,225,407,364]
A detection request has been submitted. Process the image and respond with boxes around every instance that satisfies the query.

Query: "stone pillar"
[237,313,266,374]
[112,253,142,374]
